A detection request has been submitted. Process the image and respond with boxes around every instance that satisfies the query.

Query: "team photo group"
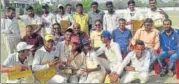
[1,0,179,83]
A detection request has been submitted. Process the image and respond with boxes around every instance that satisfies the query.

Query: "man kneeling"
[117,40,150,83]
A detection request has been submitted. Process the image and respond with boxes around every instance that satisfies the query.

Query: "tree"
[33,3,42,15]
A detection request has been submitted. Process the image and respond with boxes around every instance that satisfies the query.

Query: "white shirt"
[145,8,165,27]
[117,50,150,75]
[19,15,42,25]
[2,53,33,83]
[32,46,56,71]
[53,13,74,28]
[56,41,72,62]
[1,18,21,39]
[124,8,144,29]
[103,12,120,33]
[41,13,55,34]
[96,41,122,72]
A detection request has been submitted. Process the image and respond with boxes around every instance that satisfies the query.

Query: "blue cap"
[82,39,89,45]
[101,31,112,39]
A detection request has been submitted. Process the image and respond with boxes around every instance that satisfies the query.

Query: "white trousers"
[3,36,20,55]
[120,71,149,83]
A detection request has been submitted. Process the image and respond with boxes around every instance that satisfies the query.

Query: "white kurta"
[41,13,55,34]
[124,8,144,30]
[1,18,21,55]
[53,13,74,28]
[117,50,150,83]
[2,53,34,83]
[78,51,105,83]
[19,15,42,25]
[145,8,165,27]
[32,46,66,83]
[103,12,120,33]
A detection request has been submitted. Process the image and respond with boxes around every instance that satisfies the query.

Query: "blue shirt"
[159,29,179,52]
[112,28,132,49]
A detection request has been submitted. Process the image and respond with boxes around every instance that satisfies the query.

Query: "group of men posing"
[1,0,179,83]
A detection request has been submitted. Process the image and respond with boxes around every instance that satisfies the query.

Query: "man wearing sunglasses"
[131,18,160,72]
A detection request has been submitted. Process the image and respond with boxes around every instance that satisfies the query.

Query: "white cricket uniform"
[2,53,34,83]
[117,50,150,83]
[96,41,122,73]
[53,13,74,28]
[32,46,67,83]
[1,18,21,55]
[41,13,55,34]
[124,8,144,30]
[78,51,105,83]
[103,12,120,33]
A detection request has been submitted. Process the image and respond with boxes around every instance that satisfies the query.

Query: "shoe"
[167,70,174,77]
[160,71,166,77]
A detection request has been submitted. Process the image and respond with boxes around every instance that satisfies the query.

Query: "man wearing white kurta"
[124,0,144,30]
[32,34,67,83]
[1,42,34,83]
[145,0,167,29]
[96,31,122,73]
[41,4,55,34]
[53,4,74,28]
[1,7,21,55]
[78,40,105,83]
[103,1,120,33]
[117,40,150,83]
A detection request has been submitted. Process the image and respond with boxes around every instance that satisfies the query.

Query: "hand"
[159,9,165,14]
[168,50,173,55]
[14,65,28,71]
[67,56,74,63]
[81,68,89,73]
[152,49,158,56]
[125,66,135,71]
[109,72,119,83]
[49,60,59,67]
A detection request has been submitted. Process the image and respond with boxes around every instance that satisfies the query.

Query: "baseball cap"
[44,34,54,41]
[82,39,89,45]
[16,42,33,52]
[71,36,80,43]
[101,31,112,39]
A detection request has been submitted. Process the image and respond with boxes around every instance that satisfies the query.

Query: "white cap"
[58,4,63,8]
[16,42,33,52]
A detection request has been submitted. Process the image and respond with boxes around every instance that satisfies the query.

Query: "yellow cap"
[44,34,54,41]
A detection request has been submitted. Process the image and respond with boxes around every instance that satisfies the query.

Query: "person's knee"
[170,53,179,63]
[157,51,168,60]
[139,72,149,83]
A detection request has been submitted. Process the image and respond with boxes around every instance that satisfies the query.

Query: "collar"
[162,28,174,36]
[15,53,20,62]
[132,50,146,61]
[127,8,136,13]
[41,46,52,53]
[75,12,85,16]
[141,27,154,32]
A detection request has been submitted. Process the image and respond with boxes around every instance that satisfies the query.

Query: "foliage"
[82,0,93,12]
[33,3,42,15]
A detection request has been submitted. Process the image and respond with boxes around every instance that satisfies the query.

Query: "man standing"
[1,42,34,83]
[158,19,179,77]
[88,1,104,31]
[54,4,74,29]
[32,34,67,83]
[145,0,168,29]
[131,18,160,71]
[103,1,120,33]
[41,4,55,34]
[112,18,132,56]
[1,7,21,55]
[117,40,150,83]
[73,3,89,34]
[124,0,144,30]
[96,31,122,74]
[65,4,73,15]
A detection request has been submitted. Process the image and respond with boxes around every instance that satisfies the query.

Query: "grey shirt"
[88,10,105,30]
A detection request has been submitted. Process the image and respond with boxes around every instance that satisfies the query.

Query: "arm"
[0,66,15,72]
[32,50,49,71]
[131,29,141,45]
[96,45,105,56]
[154,31,160,50]
[117,52,132,75]
[69,14,75,26]
[159,33,168,51]
[103,15,107,30]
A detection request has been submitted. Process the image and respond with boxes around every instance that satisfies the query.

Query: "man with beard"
[158,19,179,77]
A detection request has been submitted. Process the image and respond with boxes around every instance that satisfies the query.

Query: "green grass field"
[1,11,179,83]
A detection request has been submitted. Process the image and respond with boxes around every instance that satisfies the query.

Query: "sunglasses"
[95,24,101,26]
[144,24,152,26]
[53,27,60,29]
